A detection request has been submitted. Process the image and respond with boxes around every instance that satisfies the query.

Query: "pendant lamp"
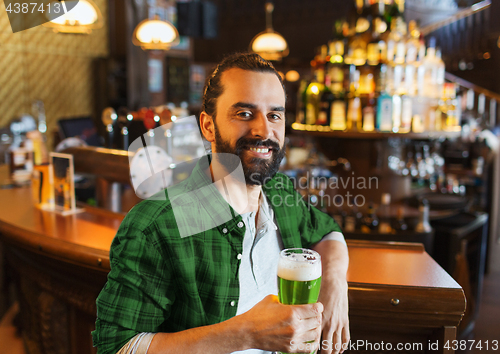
[132,15,179,51]
[250,2,289,61]
[44,0,103,34]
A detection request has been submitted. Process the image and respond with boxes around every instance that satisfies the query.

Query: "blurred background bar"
[1,0,500,353]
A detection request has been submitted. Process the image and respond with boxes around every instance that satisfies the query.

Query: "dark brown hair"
[201,52,286,119]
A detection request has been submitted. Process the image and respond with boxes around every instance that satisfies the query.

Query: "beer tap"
[117,107,133,150]
[101,107,117,148]
[32,100,47,134]
[143,108,157,146]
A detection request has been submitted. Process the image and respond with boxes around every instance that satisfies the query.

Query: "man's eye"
[269,113,282,120]
[237,111,252,118]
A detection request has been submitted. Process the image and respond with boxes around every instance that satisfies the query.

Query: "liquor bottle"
[412,114,424,133]
[346,33,368,66]
[330,40,345,67]
[362,94,376,131]
[26,130,48,166]
[377,90,393,131]
[296,79,309,124]
[384,0,404,26]
[393,63,404,95]
[376,63,388,93]
[392,93,402,132]
[331,195,347,229]
[415,199,432,233]
[405,20,420,65]
[343,204,357,232]
[426,100,438,131]
[366,2,385,66]
[435,48,445,99]
[436,93,447,131]
[400,94,412,133]
[394,18,407,65]
[445,96,460,130]
[361,202,379,233]
[305,63,325,125]
[367,33,381,67]
[392,205,408,232]
[385,18,398,64]
[346,68,362,131]
[358,69,375,96]
[420,37,438,98]
[328,32,346,94]
[370,0,388,35]
[329,76,347,131]
[331,19,347,66]
[344,196,363,232]
[461,89,477,124]
[353,0,370,34]
[352,198,364,230]
[347,97,362,131]
[470,136,486,176]
[318,74,334,126]
[404,62,416,97]
[316,45,329,79]
[378,193,392,233]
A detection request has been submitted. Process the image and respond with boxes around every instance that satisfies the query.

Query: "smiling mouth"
[248,147,271,153]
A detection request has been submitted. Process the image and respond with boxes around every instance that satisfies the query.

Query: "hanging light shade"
[250,2,289,61]
[43,0,103,34]
[132,15,179,51]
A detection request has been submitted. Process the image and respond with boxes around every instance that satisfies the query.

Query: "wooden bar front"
[0,181,465,354]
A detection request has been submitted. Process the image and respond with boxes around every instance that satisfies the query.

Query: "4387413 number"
[444,340,499,351]
[5,2,64,14]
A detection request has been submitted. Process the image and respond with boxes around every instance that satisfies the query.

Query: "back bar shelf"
[291,123,462,140]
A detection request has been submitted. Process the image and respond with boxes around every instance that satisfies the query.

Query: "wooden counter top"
[0,182,122,271]
[347,241,461,289]
[0,164,465,354]
[0,182,461,289]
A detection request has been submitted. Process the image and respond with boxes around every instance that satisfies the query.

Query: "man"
[92,53,349,354]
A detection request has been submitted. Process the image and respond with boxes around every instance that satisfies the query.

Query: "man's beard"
[213,124,285,186]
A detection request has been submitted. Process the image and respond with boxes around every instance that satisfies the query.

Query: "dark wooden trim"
[346,239,426,252]
[61,146,132,185]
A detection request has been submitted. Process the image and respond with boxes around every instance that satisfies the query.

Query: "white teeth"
[249,147,269,153]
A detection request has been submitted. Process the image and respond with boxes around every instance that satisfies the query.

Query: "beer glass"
[277,248,322,354]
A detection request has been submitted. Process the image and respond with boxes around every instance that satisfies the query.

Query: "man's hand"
[237,295,324,353]
[317,276,349,354]
[312,240,350,354]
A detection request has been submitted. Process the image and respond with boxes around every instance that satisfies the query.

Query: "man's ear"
[200,111,215,143]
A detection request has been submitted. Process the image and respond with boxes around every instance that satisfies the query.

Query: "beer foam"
[277,252,322,282]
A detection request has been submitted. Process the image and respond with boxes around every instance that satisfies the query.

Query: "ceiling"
[189,0,476,66]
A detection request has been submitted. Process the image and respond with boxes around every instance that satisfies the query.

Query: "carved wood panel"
[6,246,105,354]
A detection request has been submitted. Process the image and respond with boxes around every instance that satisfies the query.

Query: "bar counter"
[0,168,465,354]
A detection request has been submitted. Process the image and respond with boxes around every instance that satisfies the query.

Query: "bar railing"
[445,72,500,128]
[444,72,500,249]
[420,0,491,36]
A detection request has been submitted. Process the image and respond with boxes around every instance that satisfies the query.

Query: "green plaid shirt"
[92,156,341,354]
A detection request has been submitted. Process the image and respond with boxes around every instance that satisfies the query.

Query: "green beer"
[277,248,322,354]
[277,277,322,305]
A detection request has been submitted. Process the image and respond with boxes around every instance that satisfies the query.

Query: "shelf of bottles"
[293,0,462,137]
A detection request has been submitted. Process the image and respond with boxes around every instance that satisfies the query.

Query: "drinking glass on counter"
[277,248,322,354]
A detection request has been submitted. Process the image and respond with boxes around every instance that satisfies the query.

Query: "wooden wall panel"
[0,0,109,147]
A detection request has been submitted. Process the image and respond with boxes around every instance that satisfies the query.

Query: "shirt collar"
[182,155,243,235]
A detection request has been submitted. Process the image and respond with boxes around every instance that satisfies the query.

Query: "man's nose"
[250,113,273,140]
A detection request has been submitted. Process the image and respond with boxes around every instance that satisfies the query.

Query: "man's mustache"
[235,138,281,151]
